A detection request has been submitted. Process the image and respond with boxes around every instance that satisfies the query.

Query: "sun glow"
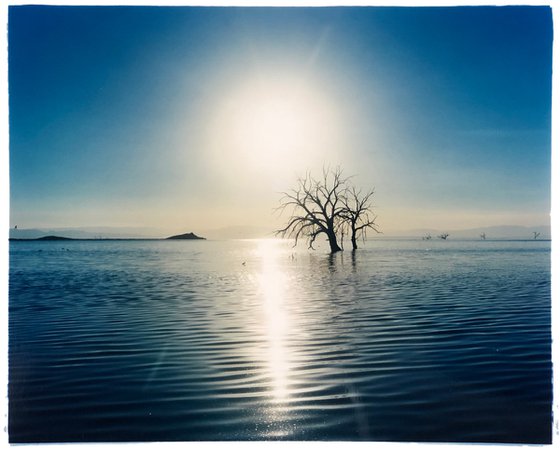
[230,85,319,169]
[206,73,343,183]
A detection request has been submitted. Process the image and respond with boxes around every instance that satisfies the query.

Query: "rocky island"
[166,232,206,240]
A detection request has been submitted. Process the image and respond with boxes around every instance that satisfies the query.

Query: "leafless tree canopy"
[275,167,380,253]
[340,185,380,250]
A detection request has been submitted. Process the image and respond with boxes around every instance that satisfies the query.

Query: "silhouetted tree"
[533,231,540,240]
[276,167,379,253]
[340,186,380,250]
[438,233,449,240]
[276,168,347,252]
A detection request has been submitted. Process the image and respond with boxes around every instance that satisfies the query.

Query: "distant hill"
[166,232,206,240]
[37,235,73,241]
[200,225,273,240]
[9,227,162,240]
[9,235,74,241]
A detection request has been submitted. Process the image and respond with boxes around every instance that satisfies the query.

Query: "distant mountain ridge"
[199,225,273,240]
[8,228,208,240]
[9,227,163,240]
[9,235,75,241]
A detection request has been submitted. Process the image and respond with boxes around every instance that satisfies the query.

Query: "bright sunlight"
[206,72,343,183]
[257,239,292,403]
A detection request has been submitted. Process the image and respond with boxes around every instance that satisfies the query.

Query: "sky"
[6,2,554,237]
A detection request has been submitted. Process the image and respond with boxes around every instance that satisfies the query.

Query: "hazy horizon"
[8,222,552,241]
[7,5,552,235]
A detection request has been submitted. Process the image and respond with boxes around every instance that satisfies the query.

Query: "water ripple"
[9,239,551,443]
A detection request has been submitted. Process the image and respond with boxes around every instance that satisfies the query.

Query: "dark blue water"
[8,238,552,443]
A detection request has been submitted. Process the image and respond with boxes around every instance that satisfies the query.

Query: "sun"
[240,93,305,153]
[207,73,342,179]
[231,85,315,167]
[227,78,331,171]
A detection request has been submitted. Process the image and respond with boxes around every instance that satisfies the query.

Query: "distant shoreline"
[8,236,551,243]
[9,238,207,242]
[9,238,176,242]
[10,232,206,241]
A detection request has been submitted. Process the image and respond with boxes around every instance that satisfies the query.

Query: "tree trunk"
[351,232,358,250]
[327,230,342,253]
[351,221,358,250]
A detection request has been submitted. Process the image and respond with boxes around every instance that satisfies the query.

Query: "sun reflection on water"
[257,239,293,404]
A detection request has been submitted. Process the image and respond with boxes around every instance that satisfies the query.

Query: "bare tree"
[340,186,380,250]
[533,231,540,240]
[276,167,379,253]
[275,167,347,253]
[438,233,450,240]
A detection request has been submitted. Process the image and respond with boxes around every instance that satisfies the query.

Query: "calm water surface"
[9,238,552,443]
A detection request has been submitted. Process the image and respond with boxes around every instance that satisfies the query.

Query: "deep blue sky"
[8,5,553,234]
